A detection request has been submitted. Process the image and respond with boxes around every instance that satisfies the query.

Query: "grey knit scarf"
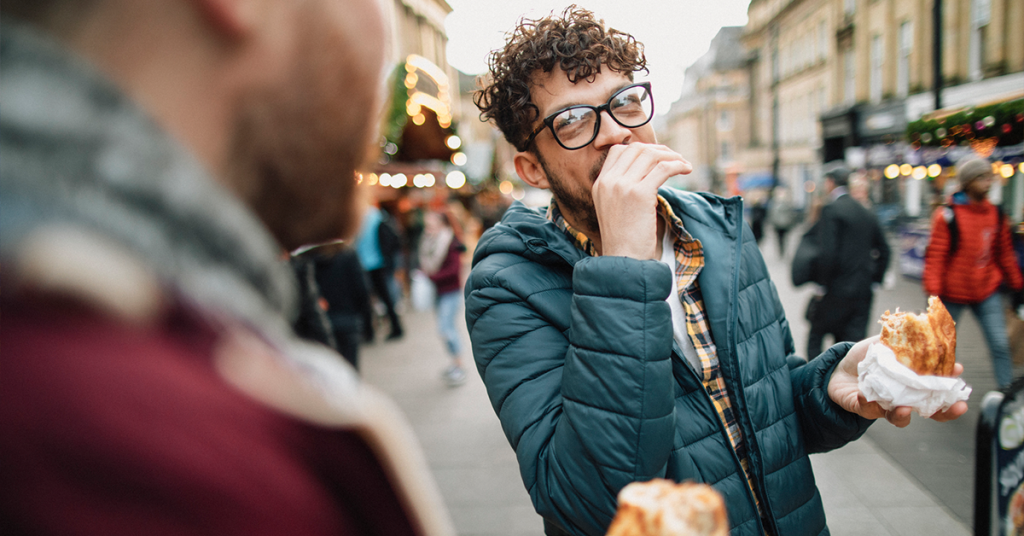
[0,20,298,336]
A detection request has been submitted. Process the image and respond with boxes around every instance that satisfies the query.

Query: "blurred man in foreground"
[0,1,452,534]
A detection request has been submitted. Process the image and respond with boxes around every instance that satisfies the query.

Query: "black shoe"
[385,330,403,341]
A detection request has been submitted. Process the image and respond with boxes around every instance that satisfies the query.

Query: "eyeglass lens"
[551,85,652,149]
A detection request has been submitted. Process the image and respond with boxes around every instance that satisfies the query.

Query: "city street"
[763,225,1004,529]
[358,224,984,535]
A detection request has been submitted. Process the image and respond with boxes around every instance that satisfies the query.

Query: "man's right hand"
[593,143,691,260]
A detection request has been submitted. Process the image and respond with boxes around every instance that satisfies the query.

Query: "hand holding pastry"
[829,296,969,425]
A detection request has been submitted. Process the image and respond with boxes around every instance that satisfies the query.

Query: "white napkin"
[857,342,972,418]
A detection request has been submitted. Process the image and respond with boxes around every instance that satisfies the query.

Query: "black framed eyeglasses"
[524,82,654,150]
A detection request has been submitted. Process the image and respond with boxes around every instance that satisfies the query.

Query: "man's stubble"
[537,149,607,235]
[226,2,384,250]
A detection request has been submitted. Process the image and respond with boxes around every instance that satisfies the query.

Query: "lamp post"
[932,0,943,111]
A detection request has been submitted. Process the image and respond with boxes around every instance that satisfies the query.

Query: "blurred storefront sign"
[976,381,1024,536]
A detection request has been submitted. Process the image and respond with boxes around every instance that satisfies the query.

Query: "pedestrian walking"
[748,192,768,244]
[314,242,373,370]
[356,205,405,342]
[768,186,799,258]
[463,8,962,536]
[0,1,452,534]
[289,249,339,350]
[419,210,468,387]
[923,157,1024,388]
[805,163,891,356]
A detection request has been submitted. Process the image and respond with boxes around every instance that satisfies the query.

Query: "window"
[771,47,779,83]
[970,0,991,81]
[844,50,856,105]
[870,35,883,103]
[720,141,733,162]
[816,87,826,143]
[718,110,734,131]
[897,21,913,97]
[818,21,827,61]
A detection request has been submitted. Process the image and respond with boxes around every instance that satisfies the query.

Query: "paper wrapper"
[857,343,971,418]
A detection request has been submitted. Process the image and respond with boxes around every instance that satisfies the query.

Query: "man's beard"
[536,150,606,234]
[225,7,378,250]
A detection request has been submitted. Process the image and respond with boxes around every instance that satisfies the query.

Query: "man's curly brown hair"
[474,5,647,152]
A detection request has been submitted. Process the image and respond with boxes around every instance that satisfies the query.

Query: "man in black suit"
[806,163,891,356]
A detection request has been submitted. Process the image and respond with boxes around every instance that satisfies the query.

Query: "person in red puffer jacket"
[923,157,1024,388]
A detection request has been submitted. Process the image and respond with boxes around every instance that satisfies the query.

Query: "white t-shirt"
[658,227,702,373]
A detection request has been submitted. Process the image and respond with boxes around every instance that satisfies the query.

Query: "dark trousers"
[775,227,789,257]
[806,291,874,356]
[334,328,360,370]
[364,268,402,339]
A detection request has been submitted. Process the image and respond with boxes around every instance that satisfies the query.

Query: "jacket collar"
[473,189,744,269]
[951,190,994,211]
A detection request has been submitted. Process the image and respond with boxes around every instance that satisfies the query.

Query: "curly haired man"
[464,7,966,536]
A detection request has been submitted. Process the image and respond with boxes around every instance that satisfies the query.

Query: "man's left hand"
[826,336,968,427]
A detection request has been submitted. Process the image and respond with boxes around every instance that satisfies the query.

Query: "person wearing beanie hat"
[957,157,995,188]
[804,160,891,356]
[923,157,1024,388]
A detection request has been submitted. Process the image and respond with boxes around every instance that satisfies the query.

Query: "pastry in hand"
[879,295,957,377]
[606,479,728,536]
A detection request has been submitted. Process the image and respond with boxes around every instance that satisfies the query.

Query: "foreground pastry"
[878,295,957,376]
[606,479,728,536]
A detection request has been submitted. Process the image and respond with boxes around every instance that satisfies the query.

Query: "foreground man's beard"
[226,9,380,250]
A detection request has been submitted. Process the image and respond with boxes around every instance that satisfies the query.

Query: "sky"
[444,0,752,115]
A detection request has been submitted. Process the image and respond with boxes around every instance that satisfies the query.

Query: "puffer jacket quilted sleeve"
[466,195,871,536]
[465,211,676,535]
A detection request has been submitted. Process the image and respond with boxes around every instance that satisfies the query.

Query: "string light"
[445,171,466,189]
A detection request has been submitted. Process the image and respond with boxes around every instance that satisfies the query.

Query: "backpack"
[940,203,1005,256]
[791,220,823,287]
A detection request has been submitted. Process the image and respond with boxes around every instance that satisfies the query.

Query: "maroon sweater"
[426,240,463,296]
[0,291,419,536]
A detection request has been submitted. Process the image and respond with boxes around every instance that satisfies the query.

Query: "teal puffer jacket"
[465,189,872,536]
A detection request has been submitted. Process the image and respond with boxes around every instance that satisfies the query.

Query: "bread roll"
[878,295,957,376]
[606,479,728,536]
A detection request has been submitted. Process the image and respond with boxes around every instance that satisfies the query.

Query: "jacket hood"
[473,189,744,269]
[951,190,994,213]
[471,201,585,268]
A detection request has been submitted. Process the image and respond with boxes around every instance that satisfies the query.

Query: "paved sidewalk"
[359,230,970,536]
